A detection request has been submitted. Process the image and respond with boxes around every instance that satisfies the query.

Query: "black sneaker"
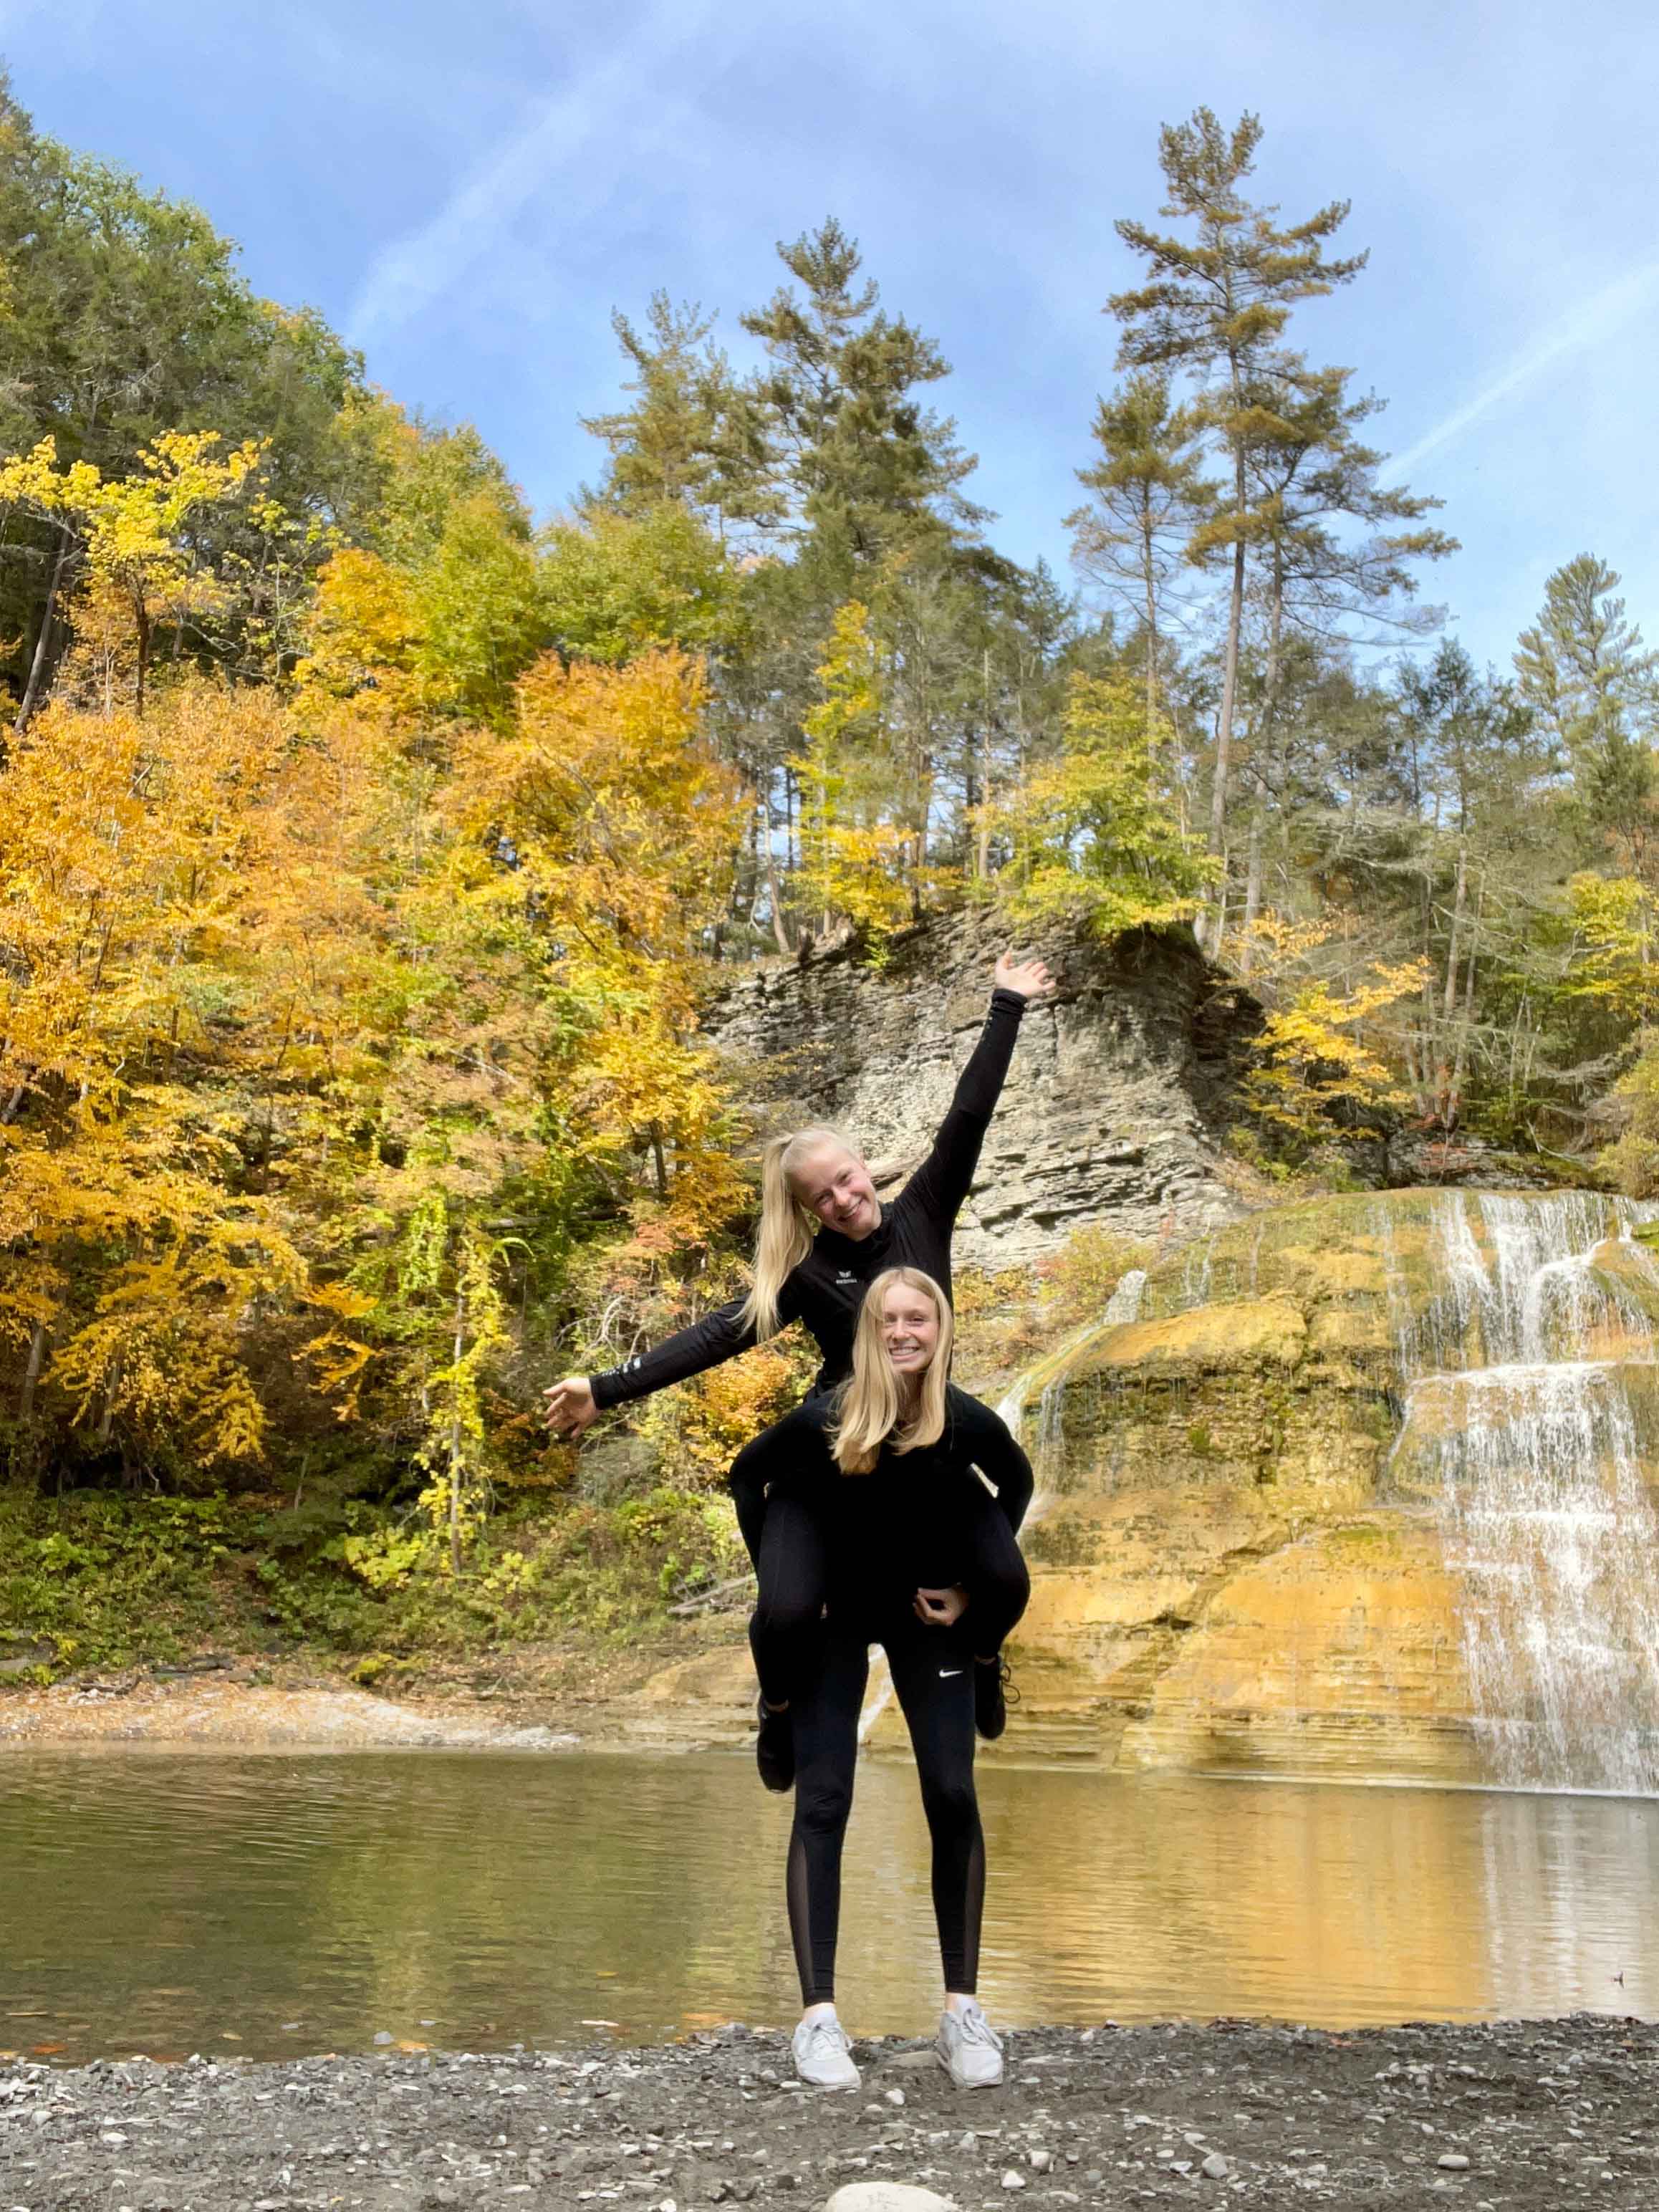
[756,1693,794,1792]
[974,1657,1018,1742]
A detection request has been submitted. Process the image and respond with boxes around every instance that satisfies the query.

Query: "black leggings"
[788,1612,989,2005]
[749,1488,1030,1711]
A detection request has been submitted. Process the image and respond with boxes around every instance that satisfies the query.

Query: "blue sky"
[6,0,1658,673]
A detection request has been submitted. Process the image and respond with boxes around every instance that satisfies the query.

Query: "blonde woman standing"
[545,952,1052,1783]
[759,1266,1032,2093]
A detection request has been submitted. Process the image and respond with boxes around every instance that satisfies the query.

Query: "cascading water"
[1386,1191,1659,1793]
[996,1269,1147,1507]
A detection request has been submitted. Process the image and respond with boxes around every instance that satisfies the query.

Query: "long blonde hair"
[738,1125,863,1339]
[829,1266,953,1474]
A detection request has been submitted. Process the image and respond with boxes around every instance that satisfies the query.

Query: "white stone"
[824,2188,957,2212]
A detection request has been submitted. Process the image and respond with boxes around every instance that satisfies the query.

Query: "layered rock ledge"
[699,915,1256,1266]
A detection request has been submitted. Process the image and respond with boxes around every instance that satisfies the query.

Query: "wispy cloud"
[1390,254,1659,476]
[347,1,721,346]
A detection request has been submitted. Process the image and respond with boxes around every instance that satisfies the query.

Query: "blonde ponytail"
[738,1125,860,1338]
[830,1266,953,1474]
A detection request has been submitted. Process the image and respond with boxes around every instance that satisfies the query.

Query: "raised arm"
[901,952,1052,1231]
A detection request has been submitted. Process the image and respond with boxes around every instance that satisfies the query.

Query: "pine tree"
[581,292,777,539]
[741,218,985,565]
[1214,352,1453,956]
[1110,110,1366,934]
[1067,371,1212,739]
[1514,554,1658,859]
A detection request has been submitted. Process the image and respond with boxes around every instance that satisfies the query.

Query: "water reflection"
[1,1751,1655,2062]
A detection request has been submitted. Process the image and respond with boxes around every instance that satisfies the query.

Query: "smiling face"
[790,1141,880,1241]
[877,1278,941,1380]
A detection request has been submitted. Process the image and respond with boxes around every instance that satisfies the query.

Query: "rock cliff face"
[698,913,1257,1267]
[964,1195,1463,1780]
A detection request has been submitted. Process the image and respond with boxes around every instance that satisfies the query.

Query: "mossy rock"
[1077,1299,1307,1384]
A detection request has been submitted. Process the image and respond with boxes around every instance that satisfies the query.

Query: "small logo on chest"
[836,1271,858,1284]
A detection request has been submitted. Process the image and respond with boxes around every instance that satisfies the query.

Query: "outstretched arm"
[902,951,1054,1230]
[545,1291,790,1436]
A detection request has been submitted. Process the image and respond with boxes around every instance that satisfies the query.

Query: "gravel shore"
[4,2014,1657,2211]
[0,1650,731,1753]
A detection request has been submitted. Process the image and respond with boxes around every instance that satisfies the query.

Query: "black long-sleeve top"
[589,988,1029,1411]
[762,1384,1034,1609]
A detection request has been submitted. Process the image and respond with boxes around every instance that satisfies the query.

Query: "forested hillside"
[1,80,1656,1665]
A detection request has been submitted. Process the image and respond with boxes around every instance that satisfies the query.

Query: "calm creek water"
[4,1750,1658,2062]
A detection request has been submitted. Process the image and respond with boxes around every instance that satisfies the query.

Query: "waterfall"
[996,1269,1146,1500]
[1180,1235,1215,1311]
[1388,1192,1659,1793]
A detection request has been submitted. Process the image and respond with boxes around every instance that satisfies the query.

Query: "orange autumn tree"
[442,648,748,1234]
[298,647,747,1570]
[0,686,322,1475]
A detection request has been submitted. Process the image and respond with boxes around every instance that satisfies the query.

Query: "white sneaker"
[792,2011,859,2089]
[936,1999,1004,2087]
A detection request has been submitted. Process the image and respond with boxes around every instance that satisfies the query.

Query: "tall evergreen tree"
[580,292,776,540]
[1514,554,1658,857]
[1067,370,1212,739]
[741,218,985,565]
[1109,109,1365,936]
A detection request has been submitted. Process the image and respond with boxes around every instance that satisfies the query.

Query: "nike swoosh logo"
[939,1668,963,1678]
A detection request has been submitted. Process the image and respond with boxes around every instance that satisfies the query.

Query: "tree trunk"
[15,527,73,736]
[976,719,993,879]
[134,597,151,719]
[1143,499,1159,739]
[1443,840,1468,1024]
[762,844,794,955]
[1236,554,1285,980]
[448,1288,466,1577]
[18,1323,48,1422]
[95,1357,123,1446]
[1211,529,1244,854]
[1239,804,1265,975]
[1203,515,1246,956]
[1210,865,1229,966]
